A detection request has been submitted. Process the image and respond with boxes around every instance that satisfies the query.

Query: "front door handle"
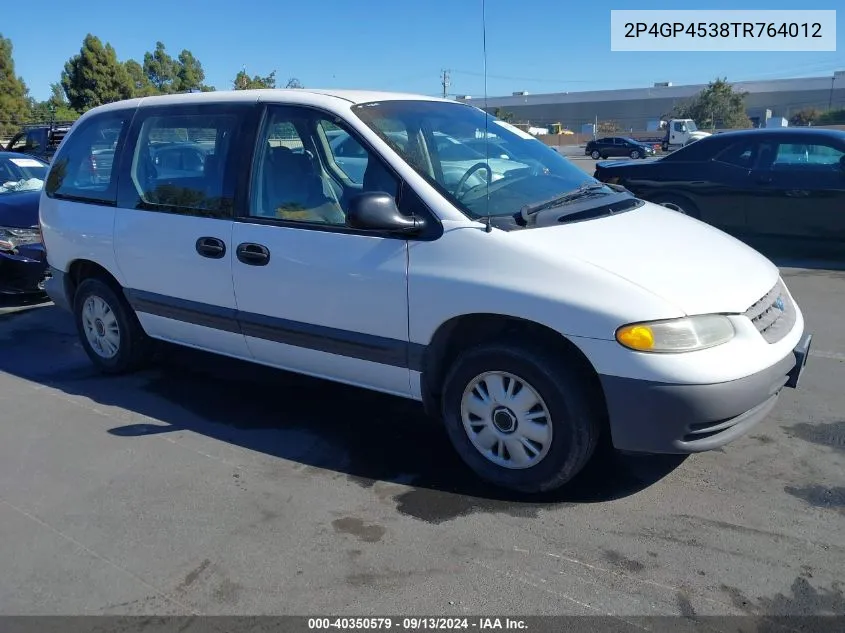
[236,242,270,266]
[196,236,226,259]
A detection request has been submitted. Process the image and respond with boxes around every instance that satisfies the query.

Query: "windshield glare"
[352,100,603,219]
[686,121,698,132]
[0,156,48,195]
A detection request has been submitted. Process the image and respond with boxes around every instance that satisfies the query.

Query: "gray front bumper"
[599,340,809,454]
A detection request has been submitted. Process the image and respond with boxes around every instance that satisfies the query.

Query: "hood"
[507,201,778,315]
[689,131,711,140]
[0,190,40,228]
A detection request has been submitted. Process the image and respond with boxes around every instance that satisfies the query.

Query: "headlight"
[615,315,735,353]
[0,227,42,252]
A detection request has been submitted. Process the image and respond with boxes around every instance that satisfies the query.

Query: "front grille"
[744,278,796,344]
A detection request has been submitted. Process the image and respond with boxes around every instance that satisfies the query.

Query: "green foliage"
[175,50,209,92]
[673,77,752,129]
[493,108,515,122]
[143,41,178,93]
[0,34,31,137]
[285,77,304,89]
[817,108,845,125]
[61,34,134,112]
[789,108,820,126]
[234,70,276,90]
[125,59,157,97]
[597,120,621,134]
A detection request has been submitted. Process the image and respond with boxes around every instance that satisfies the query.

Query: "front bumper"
[600,333,812,454]
[0,245,48,295]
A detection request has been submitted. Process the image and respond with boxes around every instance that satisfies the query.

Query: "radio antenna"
[482,0,492,233]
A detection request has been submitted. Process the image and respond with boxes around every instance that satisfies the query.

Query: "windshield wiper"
[518,182,609,219]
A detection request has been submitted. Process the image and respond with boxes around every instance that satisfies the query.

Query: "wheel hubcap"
[460,371,553,470]
[82,295,120,359]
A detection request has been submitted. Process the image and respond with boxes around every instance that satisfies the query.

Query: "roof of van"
[86,89,461,115]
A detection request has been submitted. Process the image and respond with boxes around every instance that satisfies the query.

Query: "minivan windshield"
[352,100,617,219]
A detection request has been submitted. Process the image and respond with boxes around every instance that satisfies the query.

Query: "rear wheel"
[74,277,152,374]
[590,150,600,159]
[441,342,602,494]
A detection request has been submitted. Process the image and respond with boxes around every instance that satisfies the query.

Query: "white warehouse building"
[456,72,845,131]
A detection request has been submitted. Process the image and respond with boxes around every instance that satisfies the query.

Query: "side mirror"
[346,191,425,234]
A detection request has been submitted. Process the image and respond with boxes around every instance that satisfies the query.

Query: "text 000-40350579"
[610,10,836,52]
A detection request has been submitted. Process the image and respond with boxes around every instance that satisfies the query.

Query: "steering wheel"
[454,162,493,200]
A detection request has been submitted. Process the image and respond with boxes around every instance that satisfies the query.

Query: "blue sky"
[4,0,844,102]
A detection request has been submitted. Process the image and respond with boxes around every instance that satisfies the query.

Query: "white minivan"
[39,90,812,494]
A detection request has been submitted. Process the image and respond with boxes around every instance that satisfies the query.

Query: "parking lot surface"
[1,152,843,620]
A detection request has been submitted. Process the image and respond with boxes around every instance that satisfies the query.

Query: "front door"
[231,105,412,397]
[747,137,845,241]
[113,103,254,357]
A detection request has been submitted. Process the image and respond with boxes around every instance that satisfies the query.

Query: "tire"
[590,150,600,159]
[73,277,152,374]
[652,194,700,219]
[441,341,602,494]
[630,150,642,159]
[600,155,608,160]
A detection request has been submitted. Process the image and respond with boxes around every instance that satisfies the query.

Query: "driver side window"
[250,107,400,226]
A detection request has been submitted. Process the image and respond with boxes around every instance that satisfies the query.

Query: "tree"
[673,77,752,129]
[61,34,134,112]
[143,41,178,93]
[29,83,79,124]
[790,108,820,126]
[597,120,621,134]
[176,49,212,92]
[0,34,31,137]
[493,108,514,122]
[233,69,276,90]
[285,77,303,89]
[125,59,158,97]
[818,108,845,125]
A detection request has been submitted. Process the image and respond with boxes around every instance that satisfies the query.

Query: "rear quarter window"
[45,113,131,205]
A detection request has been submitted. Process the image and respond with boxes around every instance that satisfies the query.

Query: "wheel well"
[66,260,122,300]
[650,192,699,214]
[420,314,606,420]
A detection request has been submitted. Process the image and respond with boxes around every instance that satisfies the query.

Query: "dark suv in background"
[4,122,74,163]
[585,137,656,160]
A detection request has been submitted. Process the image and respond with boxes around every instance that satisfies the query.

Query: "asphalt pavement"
[1,160,844,621]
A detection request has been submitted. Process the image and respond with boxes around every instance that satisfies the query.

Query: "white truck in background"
[661,118,711,151]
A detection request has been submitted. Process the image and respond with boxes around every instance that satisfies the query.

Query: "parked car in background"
[585,137,656,160]
[593,128,845,247]
[151,142,213,179]
[4,122,74,163]
[0,153,49,295]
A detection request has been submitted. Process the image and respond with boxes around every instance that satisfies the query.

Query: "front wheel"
[653,194,699,219]
[630,150,642,159]
[74,277,152,374]
[441,342,601,494]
